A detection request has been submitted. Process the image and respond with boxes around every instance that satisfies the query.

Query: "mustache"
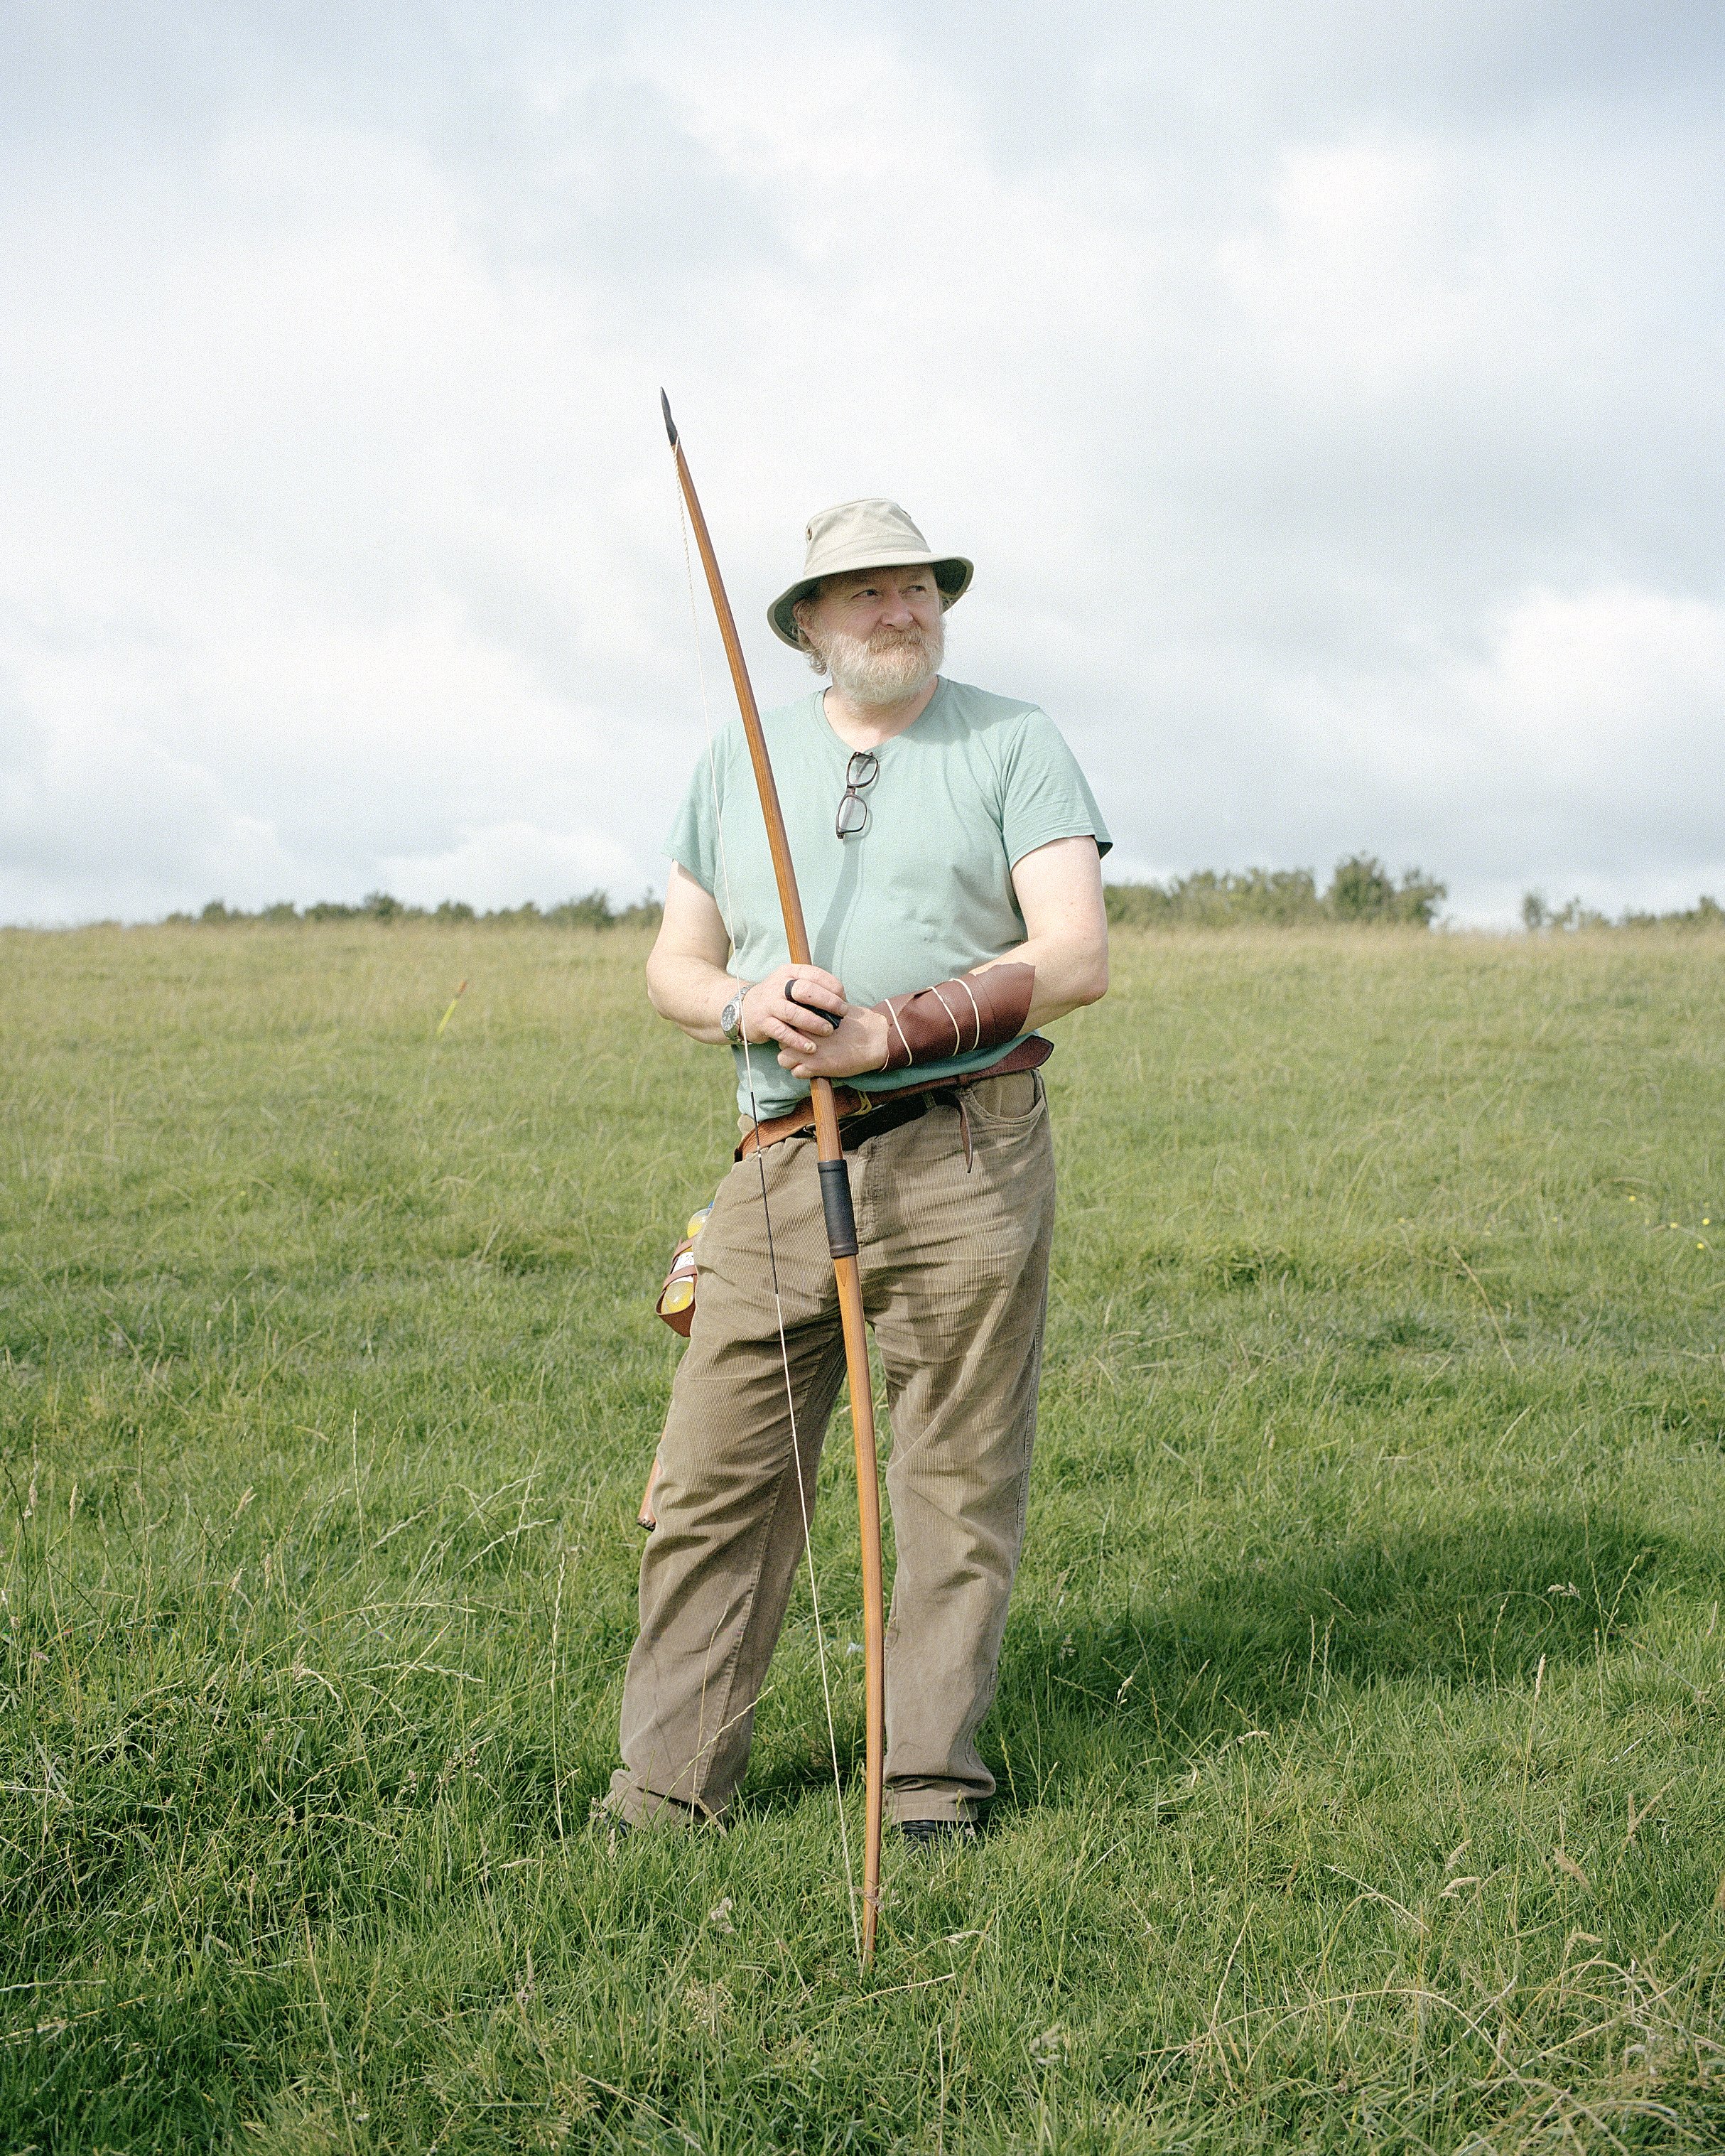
[803,608,944,696]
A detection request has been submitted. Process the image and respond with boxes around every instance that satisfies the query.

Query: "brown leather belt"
[735,1035,1052,1162]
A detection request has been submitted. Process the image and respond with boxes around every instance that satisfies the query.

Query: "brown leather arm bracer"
[870,963,1035,1074]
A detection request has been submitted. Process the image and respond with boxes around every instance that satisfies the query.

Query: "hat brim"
[768,552,973,650]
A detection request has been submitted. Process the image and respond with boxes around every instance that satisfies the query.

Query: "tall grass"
[2,923,1722,2152]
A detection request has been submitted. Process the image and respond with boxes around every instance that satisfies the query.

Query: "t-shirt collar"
[814,676,947,760]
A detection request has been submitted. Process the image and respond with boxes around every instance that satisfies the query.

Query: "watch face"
[723,993,744,1040]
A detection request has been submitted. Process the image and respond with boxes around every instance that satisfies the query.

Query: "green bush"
[1327,851,1447,924]
[1105,855,1447,929]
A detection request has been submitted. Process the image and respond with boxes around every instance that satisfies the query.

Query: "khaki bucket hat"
[767,498,973,650]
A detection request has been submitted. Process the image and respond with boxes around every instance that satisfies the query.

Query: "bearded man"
[605,497,1110,1844]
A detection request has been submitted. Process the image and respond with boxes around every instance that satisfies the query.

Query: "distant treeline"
[171,892,665,929]
[1105,858,1724,932]
[163,861,1724,935]
[1103,854,1446,928]
[177,858,1444,935]
[1522,890,1724,934]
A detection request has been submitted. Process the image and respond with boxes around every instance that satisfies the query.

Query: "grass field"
[3,922,1724,2154]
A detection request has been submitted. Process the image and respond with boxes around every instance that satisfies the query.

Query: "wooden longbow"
[662,392,885,1963]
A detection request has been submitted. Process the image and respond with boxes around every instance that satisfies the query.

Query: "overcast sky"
[3,1,1721,926]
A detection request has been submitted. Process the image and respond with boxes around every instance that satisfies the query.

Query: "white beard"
[814,615,945,706]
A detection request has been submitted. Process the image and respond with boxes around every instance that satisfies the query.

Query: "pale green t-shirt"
[665,677,1111,1119]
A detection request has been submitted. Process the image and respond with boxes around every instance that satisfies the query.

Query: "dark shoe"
[590,1801,630,1852]
[593,1792,708,1845]
[898,1818,982,1850]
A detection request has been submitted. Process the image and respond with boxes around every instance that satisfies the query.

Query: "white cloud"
[1,2,1721,925]
[377,821,639,912]
[1445,584,1725,897]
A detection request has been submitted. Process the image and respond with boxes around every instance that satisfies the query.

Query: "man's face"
[796,566,946,705]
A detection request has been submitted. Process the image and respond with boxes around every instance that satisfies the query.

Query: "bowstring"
[675,480,861,1962]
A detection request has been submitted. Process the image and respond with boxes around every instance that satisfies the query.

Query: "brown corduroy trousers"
[607,1069,1056,1828]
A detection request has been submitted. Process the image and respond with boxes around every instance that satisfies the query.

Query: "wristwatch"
[719,981,753,1047]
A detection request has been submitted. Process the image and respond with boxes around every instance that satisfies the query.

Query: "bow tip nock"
[660,389,678,446]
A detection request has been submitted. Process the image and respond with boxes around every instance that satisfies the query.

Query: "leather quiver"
[655,1201,713,1337]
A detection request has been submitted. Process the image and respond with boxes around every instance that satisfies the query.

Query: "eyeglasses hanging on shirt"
[836,750,880,839]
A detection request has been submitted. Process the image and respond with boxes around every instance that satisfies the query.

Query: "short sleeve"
[664,743,723,894]
[997,708,1112,866]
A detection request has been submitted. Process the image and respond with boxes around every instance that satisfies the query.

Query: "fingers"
[761,1011,826,1055]
[733,966,849,1057]
[778,966,846,1016]
[749,996,830,1055]
[747,966,846,1051]
[777,1047,855,1079]
[777,1010,875,1079]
